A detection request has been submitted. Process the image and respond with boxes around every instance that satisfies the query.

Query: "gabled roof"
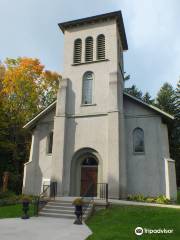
[23,93,174,129]
[124,92,174,120]
[23,101,56,129]
[58,11,128,50]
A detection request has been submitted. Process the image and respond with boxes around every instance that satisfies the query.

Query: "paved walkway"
[109,199,180,209]
[0,217,92,240]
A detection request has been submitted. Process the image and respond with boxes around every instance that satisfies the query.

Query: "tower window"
[82,71,93,104]
[97,34,105,60]
[133,128,145,153]
[74,38,82,63]
[47,132,53,154]
[85,37,93,62]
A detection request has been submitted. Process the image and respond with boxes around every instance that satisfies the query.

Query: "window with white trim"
[82,72,93,104]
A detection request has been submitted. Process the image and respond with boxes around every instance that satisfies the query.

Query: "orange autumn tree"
[1,57,60,122]
[0,58,60,192]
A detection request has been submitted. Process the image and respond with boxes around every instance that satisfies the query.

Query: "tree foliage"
[156,83,176,114]
[125,85,154,104]
[156,82,180,186]
[0,57,60,192]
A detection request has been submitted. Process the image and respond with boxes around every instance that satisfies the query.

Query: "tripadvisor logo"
[135,227,174,235]
[135,227,143,236]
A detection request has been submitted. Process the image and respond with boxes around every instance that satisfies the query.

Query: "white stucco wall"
[22,109,55,195]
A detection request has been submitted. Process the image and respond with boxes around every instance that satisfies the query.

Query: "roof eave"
[123,92,174,121]
[23,101,57,129]
[58,11,128,50]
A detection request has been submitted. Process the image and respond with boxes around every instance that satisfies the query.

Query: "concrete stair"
[39,199,93,220]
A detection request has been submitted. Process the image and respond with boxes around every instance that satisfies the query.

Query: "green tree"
[156,83,176,114]
[156,82,180,186]
[125,85,143,100]
[142,92,154,104]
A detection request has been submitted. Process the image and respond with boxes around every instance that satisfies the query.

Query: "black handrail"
[97,183,108,203]
[81,183,94,215]
[35,181,57,215]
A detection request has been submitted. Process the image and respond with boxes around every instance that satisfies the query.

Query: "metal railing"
[97,183,108,204]
[81,182,109,215]
[35,181,57,215]
[81,183,95,216]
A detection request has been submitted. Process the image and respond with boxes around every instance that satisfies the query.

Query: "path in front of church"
[0,217,92,240]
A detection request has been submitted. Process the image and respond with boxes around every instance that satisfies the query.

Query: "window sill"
[47,153,52,156]
[81,103,97,107]
[72,59,109,66]
[133,152,145,155]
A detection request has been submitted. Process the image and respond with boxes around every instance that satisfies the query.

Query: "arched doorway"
[70,148,101,197]
[81,156,98,196]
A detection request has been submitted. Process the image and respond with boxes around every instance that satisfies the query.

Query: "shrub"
[146,197,156,203]
[0,191,16,200]
[0,192,36,206]
[155,195,170,204]
[127,194,170,204]
[127,194,146,202]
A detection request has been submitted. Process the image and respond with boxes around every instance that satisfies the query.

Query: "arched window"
[133,128,145,153]
[82,157,98,166]
[97,34,105,60]
[47,132,53,154]
[74,38,82,63]
[82,72,93,104]
[85,37,93,62]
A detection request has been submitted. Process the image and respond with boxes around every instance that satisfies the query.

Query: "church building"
[22,11,177,200]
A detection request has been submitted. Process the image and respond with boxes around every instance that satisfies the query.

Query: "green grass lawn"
[0,204,35,219]
[86,205,180,240]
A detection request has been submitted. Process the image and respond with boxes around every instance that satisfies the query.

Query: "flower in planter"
[72,198,84,206]
[72,198,84,225]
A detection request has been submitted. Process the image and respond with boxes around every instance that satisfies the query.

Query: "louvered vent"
[85,37,93,62]
[97,34,105,60]
[74,39,82,64]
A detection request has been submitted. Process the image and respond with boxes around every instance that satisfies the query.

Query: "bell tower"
[52,11,128,198]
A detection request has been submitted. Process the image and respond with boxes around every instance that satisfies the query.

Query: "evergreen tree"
[156,83,176,114]
[142,92,154,104]
[156,81,180,186]
[125,85,143,100]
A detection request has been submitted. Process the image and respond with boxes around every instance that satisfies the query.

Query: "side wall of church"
[123,96,171,197]
[22,109,55,195]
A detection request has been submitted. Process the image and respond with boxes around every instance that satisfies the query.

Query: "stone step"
[44,205,74,210]
[41,209,74,215]
[39,212,75,219]
[38,199,92,220]
[48,200,73,204]
[47,202,73,207]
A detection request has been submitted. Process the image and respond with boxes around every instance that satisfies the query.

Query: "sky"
[0,0,180,97]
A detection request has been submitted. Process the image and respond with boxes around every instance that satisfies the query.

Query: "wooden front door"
[81,166,97,196]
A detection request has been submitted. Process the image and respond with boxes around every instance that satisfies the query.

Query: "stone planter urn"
[22,198,30,219]
[72,198,84,224]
